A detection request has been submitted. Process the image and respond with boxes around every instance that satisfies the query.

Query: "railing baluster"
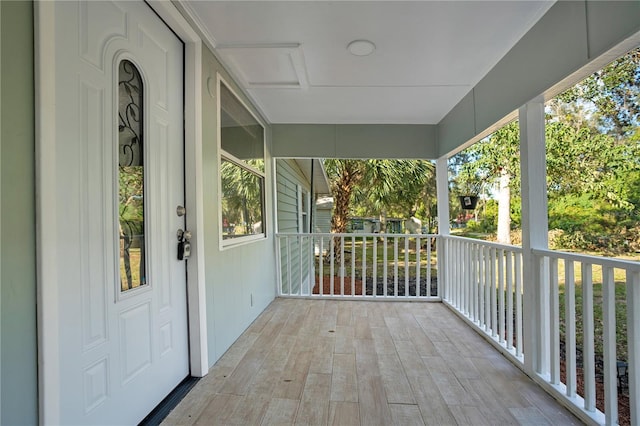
[478,245,485,329]
[340,236,345,296]
[351,235,356,296]
[565,260,576,397]
[582,262,596,412]
[491,247,497,337]
[404,237,409,297]
[472,243,478,321]
[457,240,462,308]
[416,237,421,297]
[319,237,324,297]
[427,237,432,297]
[276,236,283,296]
[330,237,335,296]
[287,236,292,296]
[362,236,367,296]
[455,240,459,307]
[485,246,491,333]
[515,251,523,357]
[627,269,640,425]
[394,237,399,297]
[383,236,388,297]
[549,257,559,385]
[299,235,303,296]
[373,236,377,298]
[506,250,513,350]
[498,248,505,343]
[464,241,470,315]
[602,266,618,425]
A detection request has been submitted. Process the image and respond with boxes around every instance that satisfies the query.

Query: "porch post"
[436,156,450,300]
[519,99,549,376]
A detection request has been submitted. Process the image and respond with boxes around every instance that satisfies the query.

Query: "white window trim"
[217,74,267,249]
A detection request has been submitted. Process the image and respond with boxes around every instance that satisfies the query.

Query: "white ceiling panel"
[183,0,555,124]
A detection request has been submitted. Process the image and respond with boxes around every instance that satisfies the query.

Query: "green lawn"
[319,236,438,280]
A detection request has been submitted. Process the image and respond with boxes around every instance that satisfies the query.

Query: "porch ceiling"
[180,1,554,125]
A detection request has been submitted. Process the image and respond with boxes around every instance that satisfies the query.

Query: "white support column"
[436,156,450,237]
[519,100,549,376]
[436,156,450,300]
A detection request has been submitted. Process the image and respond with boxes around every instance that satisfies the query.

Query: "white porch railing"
[531,248,640,426]
[443,235,640,425]
[276,233,440,300]
[441,235,524,360]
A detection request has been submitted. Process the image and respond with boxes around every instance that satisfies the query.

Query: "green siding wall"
[1,1,38,424]
[201,46,277,366]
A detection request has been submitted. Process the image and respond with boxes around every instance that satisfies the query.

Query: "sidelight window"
[118,60,147,291]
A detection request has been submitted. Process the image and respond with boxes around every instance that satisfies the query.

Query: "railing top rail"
[442,235,523,253]
[533,247,640,270]
[275,232,439,238]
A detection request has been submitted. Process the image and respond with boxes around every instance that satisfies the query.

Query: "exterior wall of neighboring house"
[276,159,313,294]
[314,196,333,234]
[201,46,277,366]
[0,2,38,424]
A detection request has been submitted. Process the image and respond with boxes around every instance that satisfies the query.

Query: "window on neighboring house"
[219,78,266,246]
[299,187,309,233]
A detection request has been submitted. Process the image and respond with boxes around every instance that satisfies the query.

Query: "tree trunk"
[497,168,511,244]
[330,162,360,263]
[379,209,387,233]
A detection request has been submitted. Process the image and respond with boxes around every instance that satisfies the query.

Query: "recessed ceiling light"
[347,40,376,56]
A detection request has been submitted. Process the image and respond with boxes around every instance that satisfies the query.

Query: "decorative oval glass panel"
[118,60,146,291]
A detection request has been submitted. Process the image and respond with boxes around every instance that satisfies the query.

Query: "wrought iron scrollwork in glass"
[118,60,146,291]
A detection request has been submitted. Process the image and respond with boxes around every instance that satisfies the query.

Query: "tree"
[551,47,639,138]
[324,159,435,258]
[455,121,520,244]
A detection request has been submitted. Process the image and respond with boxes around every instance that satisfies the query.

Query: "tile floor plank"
[329,401,360,426]
[260,398,299,426]
[389,404,426,426]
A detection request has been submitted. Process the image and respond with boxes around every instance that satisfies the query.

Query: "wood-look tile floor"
[162,299,581,426]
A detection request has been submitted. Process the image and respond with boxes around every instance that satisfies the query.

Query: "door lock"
[177,228,192,260]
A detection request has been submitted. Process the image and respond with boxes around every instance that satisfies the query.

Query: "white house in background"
[1,1,639,425]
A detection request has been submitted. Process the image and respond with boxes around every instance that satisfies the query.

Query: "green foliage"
[448,49,640,252]
[325,159,436,233]
[555,47,639,137]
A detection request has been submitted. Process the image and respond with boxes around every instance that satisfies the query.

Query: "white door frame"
[35,1,208,423]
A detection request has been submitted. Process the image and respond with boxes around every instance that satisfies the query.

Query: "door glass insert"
[118,60,146,291]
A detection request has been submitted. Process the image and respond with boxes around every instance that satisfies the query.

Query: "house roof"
[294,159,331,195]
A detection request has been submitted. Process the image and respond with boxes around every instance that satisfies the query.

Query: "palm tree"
[324,159,435,261]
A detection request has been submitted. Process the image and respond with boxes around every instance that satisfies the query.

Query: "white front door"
[46,1,189,423]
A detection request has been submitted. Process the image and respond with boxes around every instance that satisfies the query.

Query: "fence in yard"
[276,233,440,300]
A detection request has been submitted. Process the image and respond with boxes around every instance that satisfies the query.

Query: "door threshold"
[139,376,200,425]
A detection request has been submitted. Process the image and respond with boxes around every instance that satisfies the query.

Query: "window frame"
[217,75,267,249]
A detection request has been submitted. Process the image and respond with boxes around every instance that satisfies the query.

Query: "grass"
[120,247,144,291]
[319,236,438,280]
[555,259,631,363]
